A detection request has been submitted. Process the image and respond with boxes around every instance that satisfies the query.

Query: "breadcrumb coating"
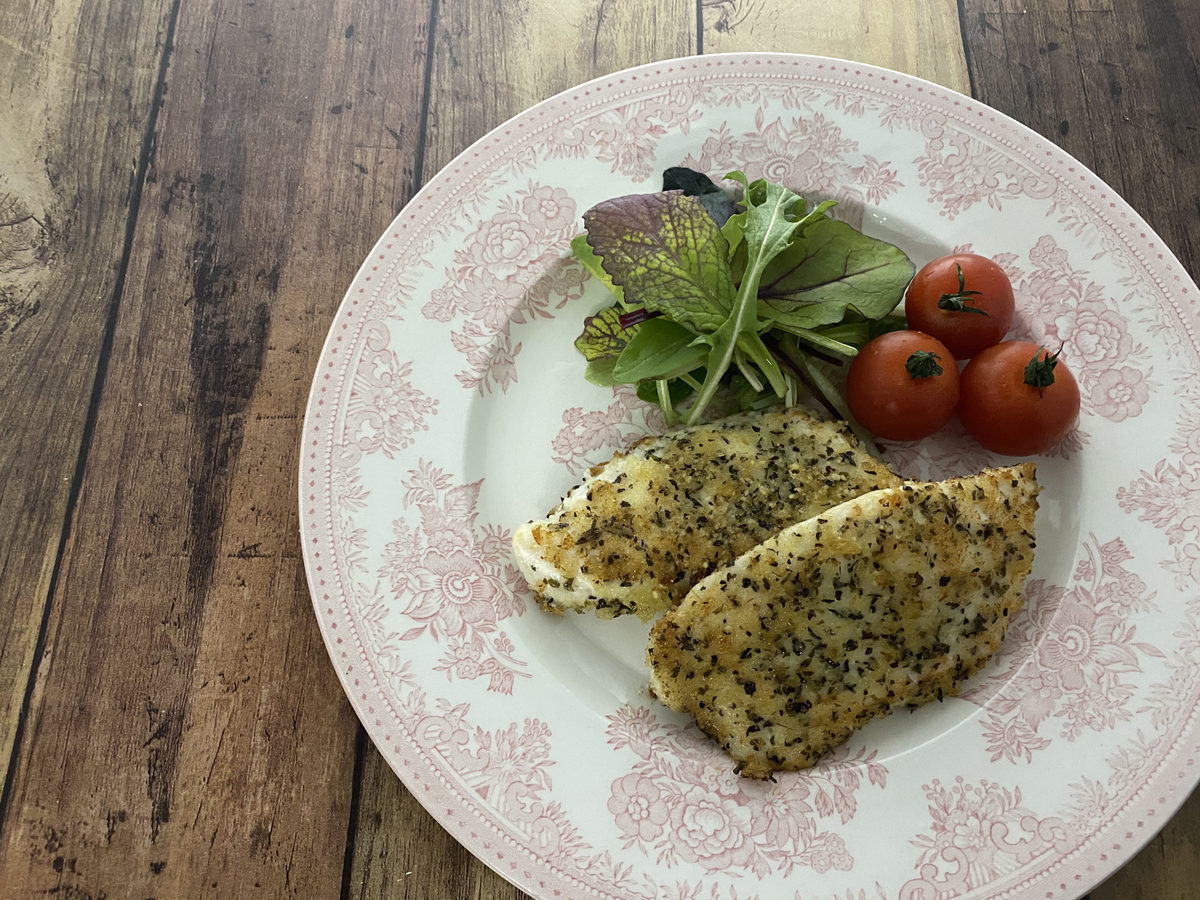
[513,406,902,619]
[646,464,1038,778]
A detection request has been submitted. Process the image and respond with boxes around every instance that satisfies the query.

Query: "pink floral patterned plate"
[300,54,1200,899]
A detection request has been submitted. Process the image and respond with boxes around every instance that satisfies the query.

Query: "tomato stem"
[937,263,990,316]
[905,350,944,378]
[1023,345,1062,395]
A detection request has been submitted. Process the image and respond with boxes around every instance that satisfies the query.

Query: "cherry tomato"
[958,341,1081,456]
[846,331,959,441]
[905,253,1015,359]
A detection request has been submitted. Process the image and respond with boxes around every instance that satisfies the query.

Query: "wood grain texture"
[701,0,971,93]
[347,4,696,896]
[0,0,429,895]
[3,0,1196,896]
[0,0,175,789]
[961,0,1198,275]
[422,0,696,177]
[960,2,1200,898]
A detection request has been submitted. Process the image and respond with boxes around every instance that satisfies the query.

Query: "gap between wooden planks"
[0,0,180,793]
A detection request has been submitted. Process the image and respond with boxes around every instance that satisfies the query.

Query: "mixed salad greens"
[572,167,915,432]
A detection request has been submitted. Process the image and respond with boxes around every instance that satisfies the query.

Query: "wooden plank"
[959,2,1200,899]
[421,0,697,173]
[701,0,971,93]
[346,3,696,897]
[0,0,175,789]
[0,0,431,895]
[961,0,1198,268]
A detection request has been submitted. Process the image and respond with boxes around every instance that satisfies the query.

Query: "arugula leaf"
[720,176,833,293]
[681,172,824,423]
[582,192,735,333]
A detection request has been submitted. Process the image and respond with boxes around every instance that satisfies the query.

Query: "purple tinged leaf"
[583,192,735,333]
[618,308,662,329]
[574,304,630,362]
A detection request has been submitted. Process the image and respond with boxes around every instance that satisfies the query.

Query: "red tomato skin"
[905,253,1015,359]
[845,331,960,442]
[958,341,1081,456]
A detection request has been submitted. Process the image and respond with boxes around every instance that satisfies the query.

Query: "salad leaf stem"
[733,345,766,393]
[655,379,678,425]
[779,341,881,452]
[766,323,859,362]
[767,334,837,417]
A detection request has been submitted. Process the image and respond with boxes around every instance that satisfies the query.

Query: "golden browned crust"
[512,406,902,619]
[646,464,1039,778]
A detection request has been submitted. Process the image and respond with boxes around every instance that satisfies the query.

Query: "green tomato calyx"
[937,263,990,316]
[1024,346,1061,395]
[905,350,944,378]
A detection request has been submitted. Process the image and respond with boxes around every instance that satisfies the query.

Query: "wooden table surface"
[2,0,1197,897]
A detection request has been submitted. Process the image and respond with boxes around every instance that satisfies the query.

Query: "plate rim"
[299,50,1200,900]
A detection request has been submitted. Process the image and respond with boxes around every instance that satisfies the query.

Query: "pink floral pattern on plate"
[423,182,589,393]
[605,705,886,878]
[914,113,1058,219]
[301,54,1200,900]
[680,111,902,227]
[383,665,597,869]
[378,461,529,693]
[899,778,1075,898]
[550,384,664,470]
[1116,403,1200,588]
[548,90,705,181]
[959,534,1165,763]
[345,320,439,456]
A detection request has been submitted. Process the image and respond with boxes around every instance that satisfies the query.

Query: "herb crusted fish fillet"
[513,407,902,619]
[646,464,1038,778]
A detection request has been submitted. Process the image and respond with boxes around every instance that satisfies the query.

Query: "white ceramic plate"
[300,54,1200,899]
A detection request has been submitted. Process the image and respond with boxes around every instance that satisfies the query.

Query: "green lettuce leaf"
[612,318,708,383]
[756,218,915,327]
